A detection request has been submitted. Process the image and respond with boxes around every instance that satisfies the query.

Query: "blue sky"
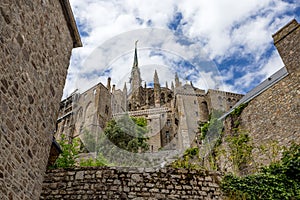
[64,0,300,97]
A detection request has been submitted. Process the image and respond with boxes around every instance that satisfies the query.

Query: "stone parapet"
[41,167,223,200]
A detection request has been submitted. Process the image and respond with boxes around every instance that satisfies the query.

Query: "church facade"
[55,43,243,152]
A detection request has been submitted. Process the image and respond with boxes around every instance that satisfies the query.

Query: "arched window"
[77,107,83,120]
[200,101,209,122]
[160,93,165,104]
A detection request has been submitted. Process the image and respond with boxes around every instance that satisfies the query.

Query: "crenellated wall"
[41,167,222,200]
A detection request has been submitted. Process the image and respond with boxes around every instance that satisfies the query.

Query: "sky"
[63,0,300,98]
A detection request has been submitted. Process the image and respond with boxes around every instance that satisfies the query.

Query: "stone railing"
[41,167,223,199]
[113,107,171,117]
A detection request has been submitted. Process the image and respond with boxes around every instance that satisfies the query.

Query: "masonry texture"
[218,19,299,174]
[0,1,81,199]
[41,167,222,200]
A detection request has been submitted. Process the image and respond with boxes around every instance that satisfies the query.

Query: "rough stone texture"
[219,19,299,174]
[56,82,112,142]
[0,1,80,199]
[41,167,222,200]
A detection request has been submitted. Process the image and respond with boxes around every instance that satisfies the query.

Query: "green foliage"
[258,140,282,164]
[104,116,149,153]
[262,142,300,182]
[199,112,223,141]
[230,103,248,117]
[171,147,204,170]
[82,129,98,152]
[196,110,224,170]
[131,116,147,127]
[184,147,199,158]
[200,122,209,140]
[49,134,80,169]
[79,153,109,167]
[226,132,253,172]
[221,143,300,200]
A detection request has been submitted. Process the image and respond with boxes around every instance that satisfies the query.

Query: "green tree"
[49,134,80,168]
[104,115,149,153]
[79,152,109,167]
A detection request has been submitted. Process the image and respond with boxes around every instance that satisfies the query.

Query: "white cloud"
[63,0,297,98]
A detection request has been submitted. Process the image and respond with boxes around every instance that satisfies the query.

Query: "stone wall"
[41,167,222,200]
[0,1,81,199]
[218,19,299,174]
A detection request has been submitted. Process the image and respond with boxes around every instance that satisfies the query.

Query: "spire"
[130,41,142,91]
[123,82,127,93]
[133,40,138,68]
[175,72,180,87]
[154,70,159,84]
[123,83,127,112]
[154,69,160,107]
[171,81,174,91]
[166,81,168,88]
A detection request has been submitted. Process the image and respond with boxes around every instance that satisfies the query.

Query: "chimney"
[107,77,111,92]
[272,19,299,73]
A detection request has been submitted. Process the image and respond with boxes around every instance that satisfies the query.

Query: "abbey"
[56,43,243,152]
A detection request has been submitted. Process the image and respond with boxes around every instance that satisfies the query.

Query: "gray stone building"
[56,42,243,153]
[0,1,81,199]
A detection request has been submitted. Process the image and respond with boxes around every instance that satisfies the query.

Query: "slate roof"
[220,66,289,119]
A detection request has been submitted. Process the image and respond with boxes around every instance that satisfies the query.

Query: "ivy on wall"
[225,132,253,174]
[221,143,300,200]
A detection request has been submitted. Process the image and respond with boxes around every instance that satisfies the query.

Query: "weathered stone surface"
[0,1,80,199]
[219,19,300,175]
[40,167,222,200]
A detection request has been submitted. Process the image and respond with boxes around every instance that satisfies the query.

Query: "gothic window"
[167,119,171,126]
[105,105,109,115]
[85,102,92,120]
[166,131,170,143]
[200,101,209,121]
[77,107,83,120]
[160,93,165,104]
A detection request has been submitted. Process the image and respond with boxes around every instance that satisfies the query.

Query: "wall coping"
[59,0,82,48]
[272,19,299,45]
